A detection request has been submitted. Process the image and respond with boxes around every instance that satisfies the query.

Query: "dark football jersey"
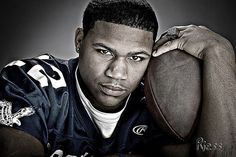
[0,54,175,156]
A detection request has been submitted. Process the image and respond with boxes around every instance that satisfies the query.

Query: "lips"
[99,83,128,97]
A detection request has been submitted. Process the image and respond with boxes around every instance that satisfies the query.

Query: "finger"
[152,38,184,57]
[174,24,197,30]
[152,25,193,53]
[173,25,189,31]
[153,27,180,51]
[153,34,176,50]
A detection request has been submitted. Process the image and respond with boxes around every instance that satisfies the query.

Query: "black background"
[1,0,236,68]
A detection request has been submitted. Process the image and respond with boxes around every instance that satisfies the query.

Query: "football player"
[0,0,235,157]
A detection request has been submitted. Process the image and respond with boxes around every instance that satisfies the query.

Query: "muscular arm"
[0,126,45,157]
[195,39,236,157]
[153,25,236,156]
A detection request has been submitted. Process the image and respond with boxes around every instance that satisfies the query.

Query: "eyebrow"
[92,43,151,57]
[128,51,151,57]
[92,43,116,53]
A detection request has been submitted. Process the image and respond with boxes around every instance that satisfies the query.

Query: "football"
[144,49,201,141]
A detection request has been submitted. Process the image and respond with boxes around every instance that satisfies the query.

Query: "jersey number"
[27,64,66,89]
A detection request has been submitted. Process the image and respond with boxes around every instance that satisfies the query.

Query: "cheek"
[128,62,149,84]
[80,54,109,83]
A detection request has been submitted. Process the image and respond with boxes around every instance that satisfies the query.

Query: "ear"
[75,27,84,53]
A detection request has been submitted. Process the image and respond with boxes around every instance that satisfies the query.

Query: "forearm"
[195,39,236,157]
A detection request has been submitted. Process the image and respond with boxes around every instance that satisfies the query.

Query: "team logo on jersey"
[0,100,35,127]
[132,125,148,136]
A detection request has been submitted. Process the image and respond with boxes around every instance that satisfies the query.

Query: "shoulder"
[0,53,78,115]
[0,54,79,147]
[1,54,78,89]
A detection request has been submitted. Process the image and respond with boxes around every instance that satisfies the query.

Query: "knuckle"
[199,25,209,30]
[185,24,198,32]
[177,38,187,50]
[163,40,172,47]
[188,24,197,28]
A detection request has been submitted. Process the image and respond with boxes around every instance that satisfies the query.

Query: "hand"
[152,25,232,59]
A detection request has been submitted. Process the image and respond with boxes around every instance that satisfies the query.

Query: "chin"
[96,97,124,110]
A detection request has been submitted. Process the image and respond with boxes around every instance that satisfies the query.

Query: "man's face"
[78,21,153,111]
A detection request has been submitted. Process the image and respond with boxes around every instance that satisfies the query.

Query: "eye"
[128,55,145,62]
[96,49,112,56]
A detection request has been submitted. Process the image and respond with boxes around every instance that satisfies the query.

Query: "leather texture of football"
[144,49,201,141]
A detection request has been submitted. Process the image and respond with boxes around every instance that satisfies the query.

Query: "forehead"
[87,21,154,46]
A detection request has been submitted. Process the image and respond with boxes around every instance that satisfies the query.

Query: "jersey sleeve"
[0,54,69,146]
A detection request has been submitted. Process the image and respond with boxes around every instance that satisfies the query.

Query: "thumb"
[153,39,181,57]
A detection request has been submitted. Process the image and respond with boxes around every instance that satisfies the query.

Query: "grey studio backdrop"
[0,0,236,69]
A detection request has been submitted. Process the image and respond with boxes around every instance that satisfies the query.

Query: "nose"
[105,58,128,80]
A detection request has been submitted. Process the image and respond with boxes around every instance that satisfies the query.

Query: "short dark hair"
[82,0,158,40]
